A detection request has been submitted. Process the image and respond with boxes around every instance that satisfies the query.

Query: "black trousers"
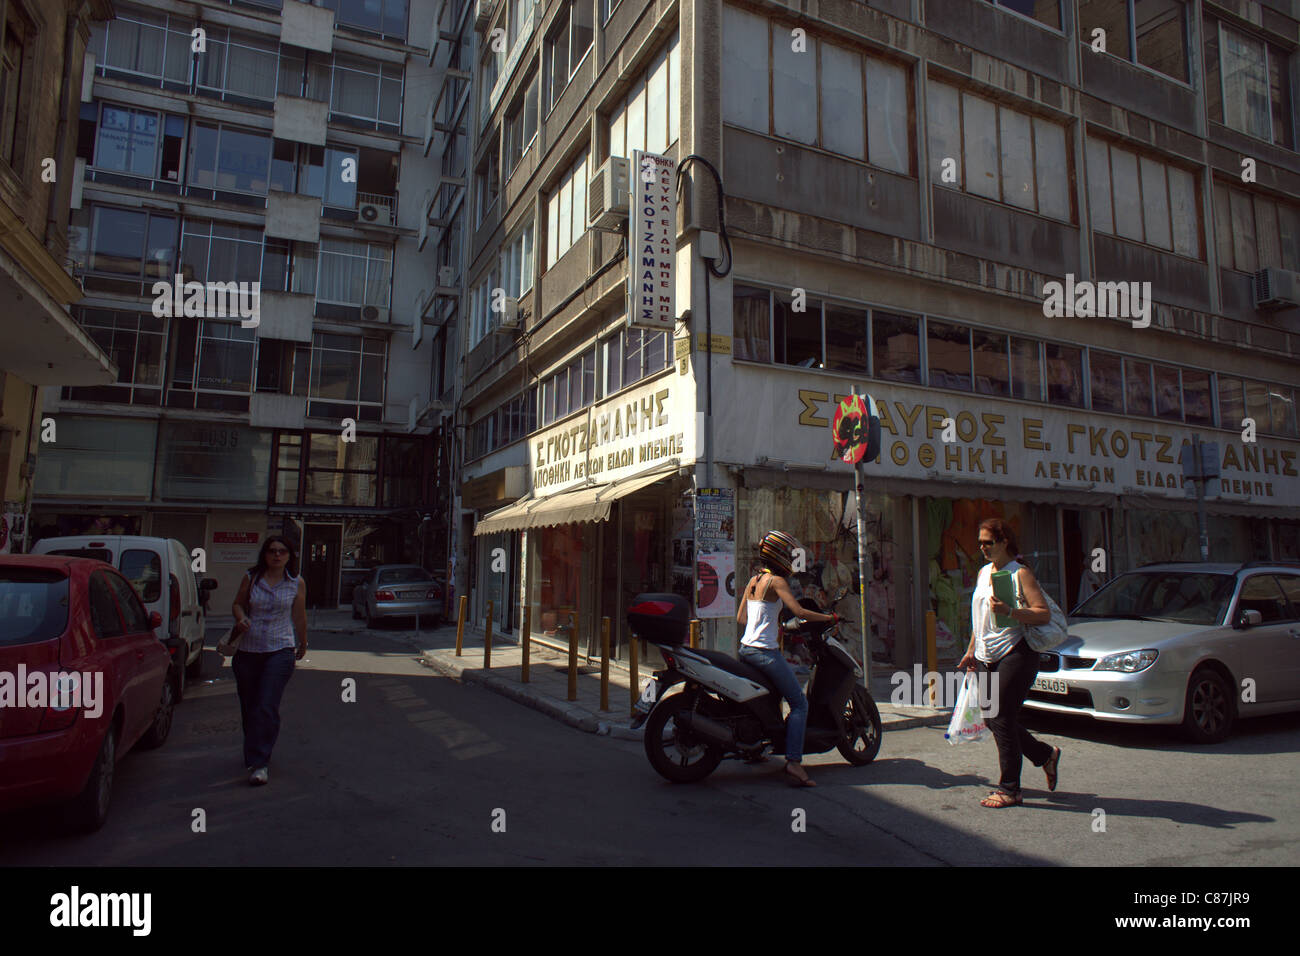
[986,640,1054,796]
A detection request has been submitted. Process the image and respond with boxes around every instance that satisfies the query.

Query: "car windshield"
[377,568,433,586]
[1072,572,1235,627]
[0,568,70,644]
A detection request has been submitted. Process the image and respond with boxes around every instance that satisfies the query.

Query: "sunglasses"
[977,540,997,549]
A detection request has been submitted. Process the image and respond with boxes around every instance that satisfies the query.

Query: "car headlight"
[1094,649,1159,673]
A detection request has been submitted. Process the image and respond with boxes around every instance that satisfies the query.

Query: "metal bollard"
[484,600,494,669]
[689,618,700,649]
[521,605,531,683]
[629,630,639,717]
[567,617,579,702]
[455,595,468,657]
[925,610,937,705]
[600,616,610,711]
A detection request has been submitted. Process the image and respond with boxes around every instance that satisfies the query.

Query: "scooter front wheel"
[837,686,882,765]
[644,692,723,783]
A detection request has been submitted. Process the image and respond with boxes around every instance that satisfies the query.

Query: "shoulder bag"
[1016,569,1069,651]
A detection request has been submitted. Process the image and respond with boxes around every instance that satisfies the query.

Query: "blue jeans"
[740,646,809,763]
[232,647,296,769]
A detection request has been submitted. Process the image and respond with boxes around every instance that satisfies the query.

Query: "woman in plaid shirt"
[231,535,308,786]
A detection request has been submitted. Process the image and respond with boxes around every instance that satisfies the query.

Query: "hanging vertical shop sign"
[694,488,736,619]
[629,149,677,331]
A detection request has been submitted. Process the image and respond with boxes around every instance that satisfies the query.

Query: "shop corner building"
[453,0,1300,668]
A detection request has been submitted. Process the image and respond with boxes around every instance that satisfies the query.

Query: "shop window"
[1045,343,1084,407]
[1206,19,1293,149]
[1153,364,1183,421]
[1078,0,1188,82]
[774,292,823,368]
[1217,375,1244,430]
[733,285,772,363]
[824,304,867,373]
[1088,350,1124,413]
[927,321,972,391]
[157,423,272,502]
[1124,358,1152,415]
[984,0,1061,29]
[972,330,1010,397]
[1182,368,1214,426]
[32,418,157,499]
[1010,337,1043,401]
[871,311,921,383]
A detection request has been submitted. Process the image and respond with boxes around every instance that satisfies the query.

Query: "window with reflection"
[927,321,972,391]
[1088,350,1124,413]
[1124,358,1153,415]
[1045,343,1084,407]
[871,311,921,384]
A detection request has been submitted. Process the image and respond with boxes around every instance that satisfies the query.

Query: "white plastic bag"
[944,671,990,745]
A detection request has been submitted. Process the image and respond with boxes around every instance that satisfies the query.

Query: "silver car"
[1024,562,1300,743]
[351,565,443,627]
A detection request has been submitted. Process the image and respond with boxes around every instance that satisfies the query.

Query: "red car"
[0,555,177,832]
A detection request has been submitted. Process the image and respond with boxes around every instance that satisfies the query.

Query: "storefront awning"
[475,465,677,535]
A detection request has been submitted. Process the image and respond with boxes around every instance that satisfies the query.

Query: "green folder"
[991,570,1017,628]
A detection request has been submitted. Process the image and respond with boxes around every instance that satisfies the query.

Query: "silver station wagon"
[1024,562,1300,743]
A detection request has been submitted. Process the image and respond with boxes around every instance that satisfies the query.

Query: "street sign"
[831,392,881,464]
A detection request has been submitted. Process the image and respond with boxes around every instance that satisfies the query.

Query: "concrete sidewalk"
[209,610,952,741]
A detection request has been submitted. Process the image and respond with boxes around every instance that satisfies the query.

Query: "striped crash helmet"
[758,530,801,577]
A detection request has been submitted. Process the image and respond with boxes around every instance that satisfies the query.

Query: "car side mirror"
[200,578,218,591]
[149,610,163,629]
[1236,609,1263,629]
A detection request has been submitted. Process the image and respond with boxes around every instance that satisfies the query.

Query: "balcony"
[273,95,328,146]
[265,191,322,243]
[280,0,334,54]
[257,291,315,342]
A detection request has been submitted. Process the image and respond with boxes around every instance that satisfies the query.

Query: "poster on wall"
[212,530,260,565]
[695,488,736,619]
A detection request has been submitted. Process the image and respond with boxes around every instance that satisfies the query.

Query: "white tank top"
[741,575,782,650]
[972,560,1025,664]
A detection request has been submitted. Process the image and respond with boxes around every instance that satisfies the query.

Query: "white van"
[32,535,216,682]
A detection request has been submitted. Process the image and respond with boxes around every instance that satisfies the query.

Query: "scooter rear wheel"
[837,686,882,765]
[644,692,724,783]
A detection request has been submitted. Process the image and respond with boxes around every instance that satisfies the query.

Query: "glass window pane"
[872,311,921,383]
[1125,358,1153,415]
[962,93,999,200]
[928,82,961,186]
[1034,118,1069,220]
[722,6,768,132]
[1139,157,1171,249]
[1182,368,1214,426]
[1168,165,1198,257]
[1079,0,1130,61]
[1154,365,1182,420]
[1135,0,1187,81]
[668,34,680,145]
[1269,44,1293,149]
[865,57,908,173]
[1270,385,1297,437]
[775,293,822,367]
[773,30,817,144]
[646,47,668,155]
[733,286,771,363]
[626,77,646,155]
[1089,350,1124,413]
[999,109,1034,210]
[1046,343,1084,407]
[1217,375,1244,429]
[972,330,1009,396]
[820,43,864,160]
[927,320,972,391]
[1254,197,1281,270]
[1221,27,1269,140]
[1111,147,1143,240]
[824,304,866,372]
[1244,379,1271,432]
[1229,189,1258,273]
[1086,137,1113,233]
[1010,337,1042,401]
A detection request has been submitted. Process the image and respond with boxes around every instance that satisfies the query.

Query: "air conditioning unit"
[437,266,456,287]
[361,305,390,323]
[1253,268,1300,310]
[588,155,630,230]
[474,0,495,31]
[494,296,520,330]
[357,202,392,226]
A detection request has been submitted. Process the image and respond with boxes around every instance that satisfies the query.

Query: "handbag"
[1016,571,1069,651]
[216,625,243,657]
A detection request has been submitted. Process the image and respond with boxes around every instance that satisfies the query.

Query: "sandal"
[980,790,1022,808]
[1044,747,1061,792]
[783,761,817,788]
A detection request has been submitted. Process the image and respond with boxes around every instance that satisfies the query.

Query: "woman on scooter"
[736,530,838,788]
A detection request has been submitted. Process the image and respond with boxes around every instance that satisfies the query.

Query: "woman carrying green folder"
[956,518,1063,808]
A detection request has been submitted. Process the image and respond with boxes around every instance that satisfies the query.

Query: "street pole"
[1193,433,1209,561]
[851,386,872,687]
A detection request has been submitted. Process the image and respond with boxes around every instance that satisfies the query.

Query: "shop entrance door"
[303,523,342,608]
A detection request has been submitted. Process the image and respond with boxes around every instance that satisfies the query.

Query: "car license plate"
[400,591,424,599]
[1032,676,1068,695]
[635,680,659,713]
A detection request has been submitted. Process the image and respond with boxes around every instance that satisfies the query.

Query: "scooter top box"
[627,593,691,643]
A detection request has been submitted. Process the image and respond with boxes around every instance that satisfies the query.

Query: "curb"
[420,649,951,740]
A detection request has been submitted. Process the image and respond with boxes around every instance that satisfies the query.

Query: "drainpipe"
[21,384,39,553]
[45,10,80,252]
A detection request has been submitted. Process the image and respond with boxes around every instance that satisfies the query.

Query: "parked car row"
[0,535,220,832]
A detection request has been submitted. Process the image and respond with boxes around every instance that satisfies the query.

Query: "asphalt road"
[1,627,1296,866]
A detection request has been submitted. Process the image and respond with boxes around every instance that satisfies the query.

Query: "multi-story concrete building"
[1,0,118,555]
[29,0,458,606]
[457,0,1300,669]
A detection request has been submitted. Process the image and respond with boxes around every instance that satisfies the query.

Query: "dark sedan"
[351,565,442,627]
